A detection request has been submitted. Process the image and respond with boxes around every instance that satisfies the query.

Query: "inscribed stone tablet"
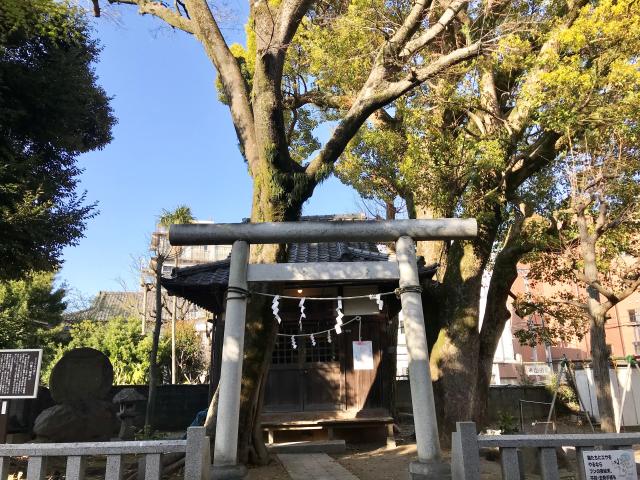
[582,450,637,480]
[0,349,42,398]
[49,348,113,404]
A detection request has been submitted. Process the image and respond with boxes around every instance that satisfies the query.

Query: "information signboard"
[0,349,42,399]
[582,450,638,480]
[352,341,374,370]
[524,364,551,377]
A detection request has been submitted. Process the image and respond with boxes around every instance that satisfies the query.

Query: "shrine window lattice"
[271,320,339,365]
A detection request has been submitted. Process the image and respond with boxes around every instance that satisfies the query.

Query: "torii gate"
[170,219,477,480]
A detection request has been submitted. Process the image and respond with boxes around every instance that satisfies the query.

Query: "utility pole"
[172,295,177,384]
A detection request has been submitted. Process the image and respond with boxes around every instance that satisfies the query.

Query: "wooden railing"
[0,426,210,480]
[451,421,640,480]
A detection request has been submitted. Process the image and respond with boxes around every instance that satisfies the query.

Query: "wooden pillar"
[171,296,177,384]
[212,240,249,477]
[209,313,225,403]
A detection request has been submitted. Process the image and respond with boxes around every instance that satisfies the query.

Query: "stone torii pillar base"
[210,464,248,479]
[409,460,452,479]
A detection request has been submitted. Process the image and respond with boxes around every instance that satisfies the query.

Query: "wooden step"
[267,440,346,454]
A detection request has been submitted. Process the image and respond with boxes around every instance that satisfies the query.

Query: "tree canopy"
[45,316,207,385]
[0,271,68,373]
[327,0,640,434]
[0,0,114,280]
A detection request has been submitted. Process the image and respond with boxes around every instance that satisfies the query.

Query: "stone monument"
[33,348,117,442]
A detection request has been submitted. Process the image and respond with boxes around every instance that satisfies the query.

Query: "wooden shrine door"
[344,317,384,410]
[263,317,346,413]
[301,317,345,411]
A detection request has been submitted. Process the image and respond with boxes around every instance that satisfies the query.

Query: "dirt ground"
[244,443,504,480]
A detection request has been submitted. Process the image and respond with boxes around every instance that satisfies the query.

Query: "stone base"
[409,460,452,480]
[210,464,248,480]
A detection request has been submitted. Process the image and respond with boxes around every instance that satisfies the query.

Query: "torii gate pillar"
[211,240,249,479]
[397,236,448,479]
[170,219,477,480]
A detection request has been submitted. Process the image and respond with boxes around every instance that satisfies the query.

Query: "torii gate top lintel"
[169,218,477,246]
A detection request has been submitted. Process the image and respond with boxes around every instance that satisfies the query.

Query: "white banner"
[353,341,374,370]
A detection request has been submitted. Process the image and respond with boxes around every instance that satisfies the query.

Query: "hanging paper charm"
[335,296,343,334]
[369,293,384,311]
[310,333,316,347]
[291,336,297,350]
[272,295,282,324]
[298,297,306,331]
[327,330,332,343]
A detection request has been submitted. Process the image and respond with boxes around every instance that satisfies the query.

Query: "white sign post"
[352,341,374,370]
[524,364,551,377]
[582,450,638,480]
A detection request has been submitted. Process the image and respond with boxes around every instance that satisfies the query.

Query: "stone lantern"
[112,388,146,440]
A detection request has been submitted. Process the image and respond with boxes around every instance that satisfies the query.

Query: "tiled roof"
[64,291,143,323]
[287,242,388,263]
[165,241,393,288]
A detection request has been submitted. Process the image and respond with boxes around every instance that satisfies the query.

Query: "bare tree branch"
[109,0,196,33]
[399,0,469,58]
[183,0,259,170]
[505,130,561,198]
[275,0,315,47]
[305,40,482,182]
[573,269,620,303]
[388,0,434,51]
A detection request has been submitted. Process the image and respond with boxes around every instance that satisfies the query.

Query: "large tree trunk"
[589,304,615,432]
[145,260,164,430]
[474,210,535,425]
[414,206,448,271]
[577,209,616,432]
[429,210,500,445]
[233,168,309,464]
[430,240,485,445]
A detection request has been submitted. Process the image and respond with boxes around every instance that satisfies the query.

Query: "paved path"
[278,453,360,480]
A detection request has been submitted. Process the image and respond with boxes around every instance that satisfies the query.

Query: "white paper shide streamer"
[335,296,343,334]
[272,295,281,324]
[298,297,306,331]
[310,333,316,346]
[327,330,332,343]
[369,293,384,311]
[291,336,297,350]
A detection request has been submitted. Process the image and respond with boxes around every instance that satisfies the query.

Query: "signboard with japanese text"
[524,364,551,377]
[0,349,42,399]
[352,341,374,370]
[582,450,638,480]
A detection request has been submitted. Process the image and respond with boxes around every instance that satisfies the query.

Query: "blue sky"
[59,6,361,299]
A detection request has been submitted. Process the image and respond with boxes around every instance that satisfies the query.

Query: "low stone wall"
[9,384,210,435]
[109,384,210,431]
[12,382,552,435]
[395,380,553,424]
